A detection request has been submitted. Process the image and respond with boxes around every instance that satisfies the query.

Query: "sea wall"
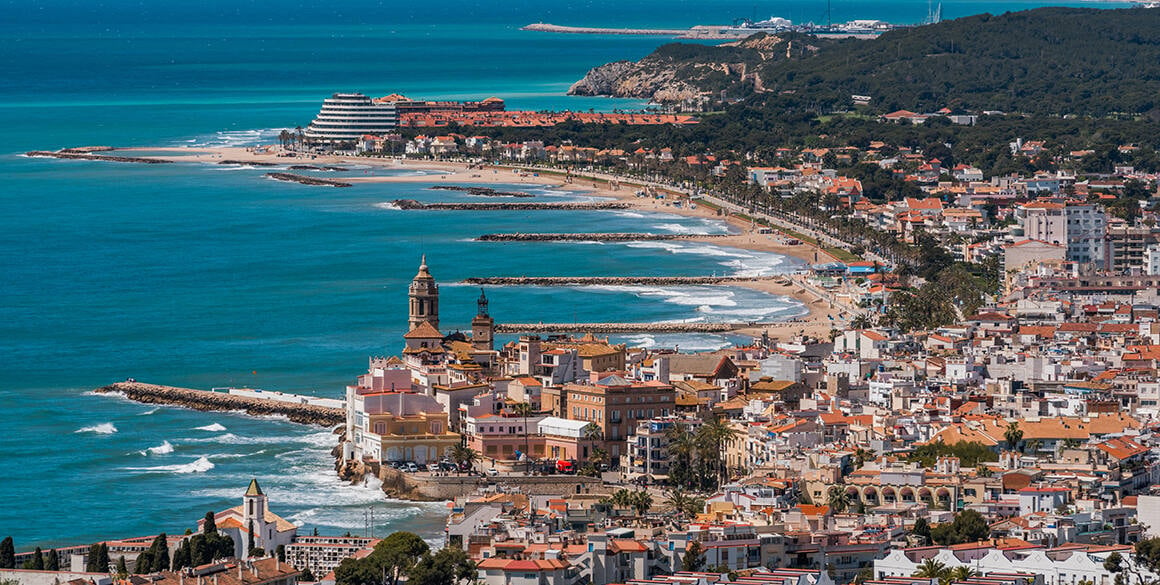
[392,199,629,211]
[94,382,344,427]
[463,275,770,285]
[265,172,352,187]
[476,232,730,241]
[378,467,604,501]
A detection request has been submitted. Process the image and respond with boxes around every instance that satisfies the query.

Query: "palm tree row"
[912,559,977,585]
[608,488,654,517]
[665,415,743,493]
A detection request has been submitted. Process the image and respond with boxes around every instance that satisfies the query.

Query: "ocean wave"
[652,222,714,235]
[581,285,739,308]
[76,422,117,434]
[144,441,175,455]
[194,423,227,432]
[188,430,334,447]
[138,407,160,416]
[613,211,646,219]
[180,128,282,149]
[125,456,214,474]
[373,202,402,211]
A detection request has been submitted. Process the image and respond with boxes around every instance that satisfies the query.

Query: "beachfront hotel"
[303,93,398,142]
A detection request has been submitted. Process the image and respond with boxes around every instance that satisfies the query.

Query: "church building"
[197,479,297,558]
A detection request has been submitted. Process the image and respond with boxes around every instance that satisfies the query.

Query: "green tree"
[250,548,265,558]
[449,444,479,474]
[696,415,742,488]
[150,534,170,572]
[913,518,932,543]
[912,558,948,579]
[930,509,990,545]
[203,512,217,535]
[276,544,286,562]
[826,486,852,514]
[335,531,431,585]
[664,489,704,520]
[630,490,654,517]
[46,549,59,571]
[301,568,316,582]
[96,543,110,573]
[85,544,100,572]
[681,540,706,572]
[172,541,190,570]
[0,537,15,569]
[115,556,127,577]
[248,520,256,553]
[26,547,44,571]
[408,547,476,585]
[1004,421,1024,452]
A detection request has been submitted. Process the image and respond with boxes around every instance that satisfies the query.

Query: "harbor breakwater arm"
[93,382,344,427]
[391,199,629,211]
[476,232,730,242]
[463,275,777,285]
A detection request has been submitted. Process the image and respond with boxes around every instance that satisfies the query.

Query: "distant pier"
[391,199,629,211]
[462,275,782,285]
[94,382,344,427]
[476,232,731,242]
[26,150,172,164]
[266,172,352,187]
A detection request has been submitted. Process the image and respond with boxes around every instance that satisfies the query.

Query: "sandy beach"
[122,147,847,341]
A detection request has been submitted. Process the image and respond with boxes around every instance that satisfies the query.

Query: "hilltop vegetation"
[571,7,1160,118]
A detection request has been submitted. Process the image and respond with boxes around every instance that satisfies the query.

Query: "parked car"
[486,468,499,477]
[555,460,575,474]
[405,462,419,473]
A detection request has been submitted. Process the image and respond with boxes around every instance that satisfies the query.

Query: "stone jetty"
[477,232,730,242]
[392,199,629,211]
[265,172,353,187]
[463,275,778,286]
[496,322,752,333]
[429,185,535,198]
[25,150,172,164]
[289,165,348,171]
[219,160,278,167]
[94,382,344,427]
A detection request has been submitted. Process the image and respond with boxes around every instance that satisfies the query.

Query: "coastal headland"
[94,381,344,427]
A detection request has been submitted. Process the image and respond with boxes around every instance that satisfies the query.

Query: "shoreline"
[114,147,844,340]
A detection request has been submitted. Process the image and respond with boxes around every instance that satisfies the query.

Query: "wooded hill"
[572,7,1160,118]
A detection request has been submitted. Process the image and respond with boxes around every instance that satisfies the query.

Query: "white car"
[486,468,499,476]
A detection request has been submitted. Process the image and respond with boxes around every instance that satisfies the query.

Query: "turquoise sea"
[0,0,1135,550]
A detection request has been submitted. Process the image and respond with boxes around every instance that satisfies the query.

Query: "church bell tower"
[471,288,494,351]
[408,255,439,331]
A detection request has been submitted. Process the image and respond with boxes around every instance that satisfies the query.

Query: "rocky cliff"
[567,34,804,103]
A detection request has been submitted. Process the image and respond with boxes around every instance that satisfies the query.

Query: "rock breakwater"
[430,186,535,198]
[477,232,730,242]
[219,160,278,167]
[463,275,774,285]
[94,382,344,427]
[289,165,348,171]
[265,173,352,187]
[392,199,629,211]
[26,150,173,164]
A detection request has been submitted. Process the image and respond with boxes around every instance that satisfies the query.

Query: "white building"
[875,545,1150,585]
[198,480,298,559]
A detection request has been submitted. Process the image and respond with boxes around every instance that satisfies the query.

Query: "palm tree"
[1004,421,1024,452]
[696,415,743,488]
[630,490,653,517]
[512,402,533,474]
[665,423,696,490]
[664,488,704,520]
[610,488,635,511]
[947,567,976,582]
[912,558,948,579]
[450,444,479,474]
[826,486,852,514]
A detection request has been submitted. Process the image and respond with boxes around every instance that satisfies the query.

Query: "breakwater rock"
[25,150,173,164]
[265,172,352,187]
[430,185,535,198]
[477,232,730,242]
[94,382,345,427]
[289,165,349,172]
[463,275,772,286]
[391,199,629,211]
[219,160,278,167]
[496,322,753,333]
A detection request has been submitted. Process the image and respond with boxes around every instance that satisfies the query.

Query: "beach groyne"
[220,160,278,167]
[94,382,345,427]
[26,150,173,164]
[463,275,779,286]
[265,172,353,187]
[477,232,730,242]
[430,186,535,198]
[391,199,629,211]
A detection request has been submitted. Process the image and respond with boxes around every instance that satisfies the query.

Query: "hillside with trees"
[571,7,1160,118]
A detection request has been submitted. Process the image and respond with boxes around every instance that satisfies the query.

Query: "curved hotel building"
[303,93,398,142]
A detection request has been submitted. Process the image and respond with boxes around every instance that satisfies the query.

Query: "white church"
[197,479,297,558]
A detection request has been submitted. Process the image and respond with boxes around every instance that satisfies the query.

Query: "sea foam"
[145,441,175,455]
[76,422,117,434]
[194,423,227,432]
[126,456,214,474]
